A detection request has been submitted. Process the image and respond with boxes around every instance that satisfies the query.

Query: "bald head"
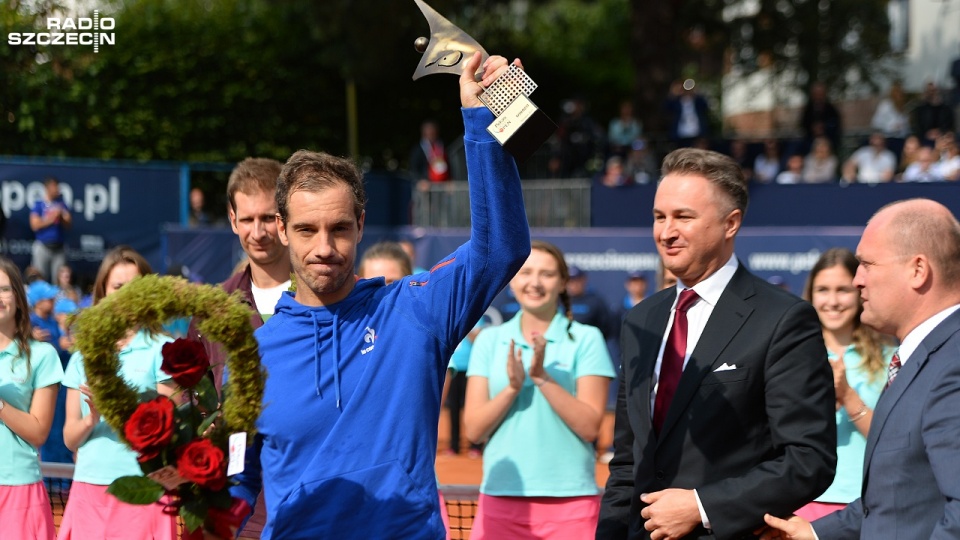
[874,199,960,285]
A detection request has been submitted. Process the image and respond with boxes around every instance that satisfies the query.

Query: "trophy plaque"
[412,0,557,162]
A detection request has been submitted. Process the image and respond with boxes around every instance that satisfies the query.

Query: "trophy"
[412,0,556,162]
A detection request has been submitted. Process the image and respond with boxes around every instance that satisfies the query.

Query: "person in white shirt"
[842,132,896,184]
[901,146,943,182]
[870,82,910,138]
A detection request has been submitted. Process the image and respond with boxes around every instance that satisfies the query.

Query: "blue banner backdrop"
[1,159,180,281]
[406,226,865,322]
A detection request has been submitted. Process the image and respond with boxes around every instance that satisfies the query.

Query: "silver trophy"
[412,0,556,162]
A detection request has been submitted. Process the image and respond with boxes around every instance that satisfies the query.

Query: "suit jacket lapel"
[862,310,960,484]
[658,265,755,442]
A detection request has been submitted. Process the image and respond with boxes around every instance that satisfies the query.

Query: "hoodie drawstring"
[311,311,343,410]
[332,311,342,409]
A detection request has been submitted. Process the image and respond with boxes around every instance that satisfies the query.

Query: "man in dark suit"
[762,199,960,539]
[597,148,837,540]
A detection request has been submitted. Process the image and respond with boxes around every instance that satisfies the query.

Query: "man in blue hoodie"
[228,51,530,539]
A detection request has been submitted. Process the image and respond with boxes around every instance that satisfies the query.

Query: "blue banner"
[405,226,865,322]
[1,159,180,282]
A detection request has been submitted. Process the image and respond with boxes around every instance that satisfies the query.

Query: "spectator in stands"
[357,241,411,285]
[934,130,956,160]
[59,246,178,540]
[188,187,211,227]
[902,145,943,182]
[936,134,960,181]
[607,100,642,158]
[896,134,921,180]
[793,248,894,522]
[558,97,603,177]
[29,177,71,283]
[800,81,842,152]
[599,156,631,187]
[754,139,783,184]
[802,137,839,183]
[842,132,896,184]
[912,82,956,144]
[871,81,911,139]
[623,138,658,184]
[777,154,805,184]
[665,79,711,149]
[0,258,62,540]
[464,240,614,539]
[566,265,614,340]
[409,119,451,188]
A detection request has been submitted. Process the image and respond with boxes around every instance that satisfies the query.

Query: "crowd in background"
[408,70,960,188]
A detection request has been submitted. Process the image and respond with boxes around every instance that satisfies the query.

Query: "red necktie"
[654,288,700,434]
[885,351,902,389]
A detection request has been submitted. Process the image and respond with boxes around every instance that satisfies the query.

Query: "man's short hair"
[227,157,283,212]
[276,150,366,223]
[660,148,749,216]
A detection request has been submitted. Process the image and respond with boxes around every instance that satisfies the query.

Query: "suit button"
[655,470,665,480]
[863,506,869,517]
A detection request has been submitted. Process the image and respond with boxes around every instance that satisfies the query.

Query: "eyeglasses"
[0,286,14,297]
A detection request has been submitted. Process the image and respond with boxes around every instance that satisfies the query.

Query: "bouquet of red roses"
[72,276,264,539]
[108,338,248,539]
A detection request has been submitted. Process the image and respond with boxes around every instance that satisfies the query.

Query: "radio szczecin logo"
[7,10,115,53]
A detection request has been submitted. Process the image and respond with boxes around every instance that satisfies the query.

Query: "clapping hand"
[527,333,549,386]
[829,356,850,406]
[506,339,526,391]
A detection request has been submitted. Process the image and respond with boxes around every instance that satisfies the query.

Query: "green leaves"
[107,475,165,505]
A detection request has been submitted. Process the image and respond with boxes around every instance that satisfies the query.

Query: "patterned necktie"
[654,288,700,434]
[886,351,902,389]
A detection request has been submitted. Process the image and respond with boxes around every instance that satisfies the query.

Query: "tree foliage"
[0,0,892,166]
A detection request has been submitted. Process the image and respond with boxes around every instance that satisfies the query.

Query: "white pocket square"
[714,363,738,372]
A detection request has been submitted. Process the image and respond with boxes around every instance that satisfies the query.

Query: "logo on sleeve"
[361,326,376,355]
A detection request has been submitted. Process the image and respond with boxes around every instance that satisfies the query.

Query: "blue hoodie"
[231,106,530,539]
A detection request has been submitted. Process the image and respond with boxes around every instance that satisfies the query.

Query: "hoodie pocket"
[270,460,438,539]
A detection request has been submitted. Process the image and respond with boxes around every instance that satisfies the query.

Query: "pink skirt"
[795,501,846,521]
[57,481,177,540]
[471,493,601,540]
[0,482,56,540]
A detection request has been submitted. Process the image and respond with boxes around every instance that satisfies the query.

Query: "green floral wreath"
[72,275,264,447]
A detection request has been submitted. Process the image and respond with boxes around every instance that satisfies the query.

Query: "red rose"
[161,338,210,389]
[176,439,227,491]
[124,396,175,462]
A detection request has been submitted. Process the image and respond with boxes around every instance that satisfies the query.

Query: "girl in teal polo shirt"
[464,240,615,539]
[0,257,63,540]
[58,247,178,540]
[796,247,894,521]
